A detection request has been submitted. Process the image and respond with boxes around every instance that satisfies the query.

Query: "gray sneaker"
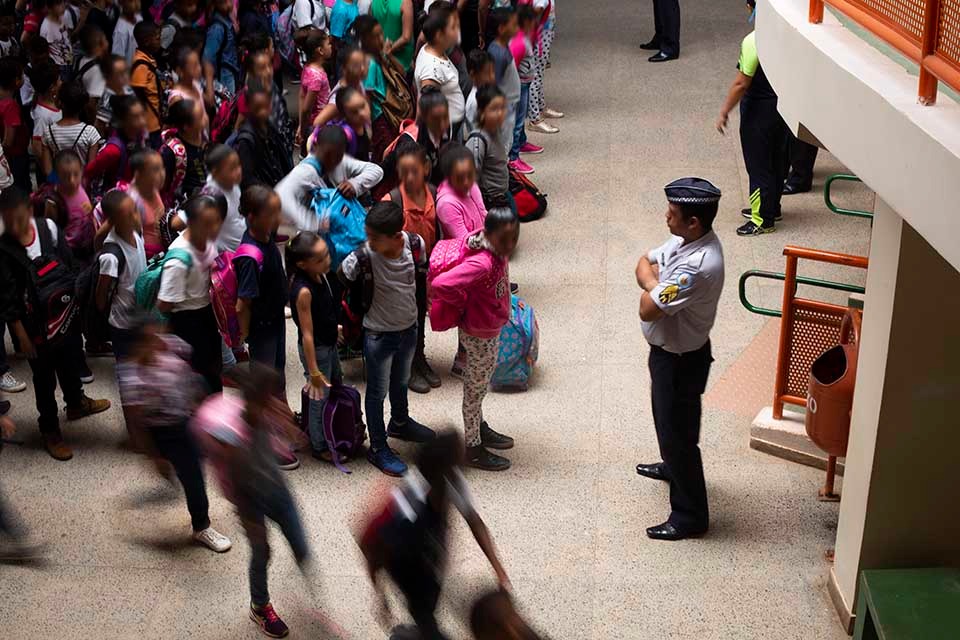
[0,371,26,393]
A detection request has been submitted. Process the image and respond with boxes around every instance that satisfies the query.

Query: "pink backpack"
[427,234,500,332]
[211,244,264,348]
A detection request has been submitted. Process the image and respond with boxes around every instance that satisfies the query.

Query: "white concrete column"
[829,198,960,632]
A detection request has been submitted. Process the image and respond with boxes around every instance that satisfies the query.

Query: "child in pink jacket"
[430,208,519,471]
[436,144,487,241]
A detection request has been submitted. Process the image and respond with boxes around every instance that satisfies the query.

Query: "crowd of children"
[0,0,560,637]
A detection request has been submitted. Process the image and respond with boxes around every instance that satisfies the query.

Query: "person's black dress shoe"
[646,522,706,541]
[648,51,678,63]
[782,183,811,195]
[635,462,669,482]
[639,38,661,50]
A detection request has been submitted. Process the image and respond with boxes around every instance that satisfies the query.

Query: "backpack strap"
[102,241,127,278]
[34,217,56,258]
[356,246,374,313]
[76,58,98,81]
[131,58,165,120]
[233,243,264,268]
[388,187,402,205]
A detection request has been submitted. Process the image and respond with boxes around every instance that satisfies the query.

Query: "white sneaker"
[527,119,559,134]
[543,107,565,119]
[0,371,26,393]
[193,527,232,553]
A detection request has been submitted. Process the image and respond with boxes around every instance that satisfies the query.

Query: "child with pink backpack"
[428,208,519,471]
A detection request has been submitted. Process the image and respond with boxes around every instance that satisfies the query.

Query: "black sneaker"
[740,208,782,222]
[509,282,520,295]
[417,357,441,388]
[387,417,436,443]
[480,421,514,450]
[466,445,511,471]
[736,220,776,236]
[408,370,431,394]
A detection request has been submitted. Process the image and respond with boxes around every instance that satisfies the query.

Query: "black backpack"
[75,242,127,346]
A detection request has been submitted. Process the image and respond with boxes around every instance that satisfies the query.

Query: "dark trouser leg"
[655,0,681,56]
[247,323,287,403]
[241,509,271,607]
[389,325,417,424]
[264,482,309,567]
[415,271,427,364]
[170,306,223,394]
[55,336,85,409]
[27,340,83,437]
[740,99,788,226]
[149,422,211,532]
[0,324,8,376]
[652,0,663,43]
[459,7,480,58]
[388,559,446,640]
[648,343,713,531]
[786,133,819,191]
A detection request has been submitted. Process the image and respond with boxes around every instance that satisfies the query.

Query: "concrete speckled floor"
[1,1,871,638]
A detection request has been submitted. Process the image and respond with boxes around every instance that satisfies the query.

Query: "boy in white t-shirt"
[40,0,74,70]
[29,65,62,165]
[156,195,224,393]
[292,0,327,32]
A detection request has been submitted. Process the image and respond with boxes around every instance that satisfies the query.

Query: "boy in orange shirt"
[129,21,167,149]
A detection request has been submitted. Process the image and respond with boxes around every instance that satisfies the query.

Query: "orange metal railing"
[772,246,869,419]
[809,0,960,104]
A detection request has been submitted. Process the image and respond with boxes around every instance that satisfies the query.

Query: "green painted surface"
[854,568,960,639]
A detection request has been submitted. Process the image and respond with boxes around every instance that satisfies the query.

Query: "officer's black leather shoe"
[646,522,707,541]
[639,38,661,50]
[635,462,669,482]
[648,51,678,63]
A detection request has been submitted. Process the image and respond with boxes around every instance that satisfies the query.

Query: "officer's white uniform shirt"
[641,230,724,354]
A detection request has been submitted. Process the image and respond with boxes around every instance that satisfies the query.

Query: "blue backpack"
[491,295,539,391]
[305,157,368,271]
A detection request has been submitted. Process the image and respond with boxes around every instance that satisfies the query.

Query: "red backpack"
[211,93,241,144]
[160,129,187,207]
[508,166,548,222]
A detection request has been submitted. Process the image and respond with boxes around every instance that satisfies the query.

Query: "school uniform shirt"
[236,231,288,331]
[99,229,147,330]
[340,232,424,333]
[130,51,163,134]
[42,122,103,162]
[641,231,725,354]
[414,48,465,124]
[488,41,520,106]
[289,273,339,346]
[96,86,135,128]
[76,55,107,100]
[738,31,776,102]
[0,97,28,157]
[112,15,142,66]
[157,233,218,312]
[466,128,509,209]
[204,176,246,253]
[292,0,327,31]
[276,155,384,232]
[31,103,62,158]
[40,16,73,67]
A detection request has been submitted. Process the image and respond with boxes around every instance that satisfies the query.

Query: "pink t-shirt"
[300,64,331,126]
[60,185,94,251]
[129,186,165,255]
[436,179,487,241]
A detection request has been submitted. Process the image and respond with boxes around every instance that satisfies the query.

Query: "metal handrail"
[824,174,873,219]
[739,269,866,318]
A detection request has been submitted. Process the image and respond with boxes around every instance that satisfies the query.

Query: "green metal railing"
[739,269,866,317]
[824,174,873,220]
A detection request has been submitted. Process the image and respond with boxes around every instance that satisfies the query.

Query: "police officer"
[640,0,681,62]
[634,177,724,541]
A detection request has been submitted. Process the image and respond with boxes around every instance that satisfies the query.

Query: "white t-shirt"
[99,230,147,329]
[31,104,62,157]
[0,145,13,190]
[157,233,218,312]
[42,122,103,162]
[112,16,142,66]
[463,87,477,135]
[327,81,367,106]
[26,218,59,260]
[40,17,73,66]
[204,177,246,252]
[77,55,107,99]
[414,48,465,125]
[293,0,327,31]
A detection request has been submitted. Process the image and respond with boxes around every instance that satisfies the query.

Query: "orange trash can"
[805,308,862,499]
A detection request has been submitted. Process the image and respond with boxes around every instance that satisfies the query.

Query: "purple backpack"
[302,383,367,473]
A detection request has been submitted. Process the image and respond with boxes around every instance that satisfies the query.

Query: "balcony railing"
[809,0,960,105]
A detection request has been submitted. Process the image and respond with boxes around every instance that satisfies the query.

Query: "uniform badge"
[677,273,694,290]
[659,284,679,304]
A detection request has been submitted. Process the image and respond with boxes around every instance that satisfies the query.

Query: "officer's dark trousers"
[652,0,681,57]
[649,341,713,531]
[740,97,789,226]
[786,133,819,191]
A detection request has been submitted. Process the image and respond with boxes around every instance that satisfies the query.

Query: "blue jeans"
[298,343,342,452]
[363,324,417,451]
[238,478,310,607]
[510,82,531,160]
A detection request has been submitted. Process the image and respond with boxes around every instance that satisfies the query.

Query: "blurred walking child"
[338,201,436,477]
[286,231,341,461]
[360,431,511,639]
[430,209,518,470]
[122,314,233,553]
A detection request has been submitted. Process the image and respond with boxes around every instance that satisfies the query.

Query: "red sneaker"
[519,142,543,154]
[508,159,535,175]
[250,603,289,638]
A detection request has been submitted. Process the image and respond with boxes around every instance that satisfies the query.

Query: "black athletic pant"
[786,133,819,191]
[26,331,85,436]
[387,557,448,640]
[415,269,428,364]
[652,0,681,57]
[147,421,211,532]
[649,341,713,532]
[168,305,223,394]
[740,97,789,226]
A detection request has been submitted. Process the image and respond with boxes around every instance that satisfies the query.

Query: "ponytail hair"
[285,230,324,280]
